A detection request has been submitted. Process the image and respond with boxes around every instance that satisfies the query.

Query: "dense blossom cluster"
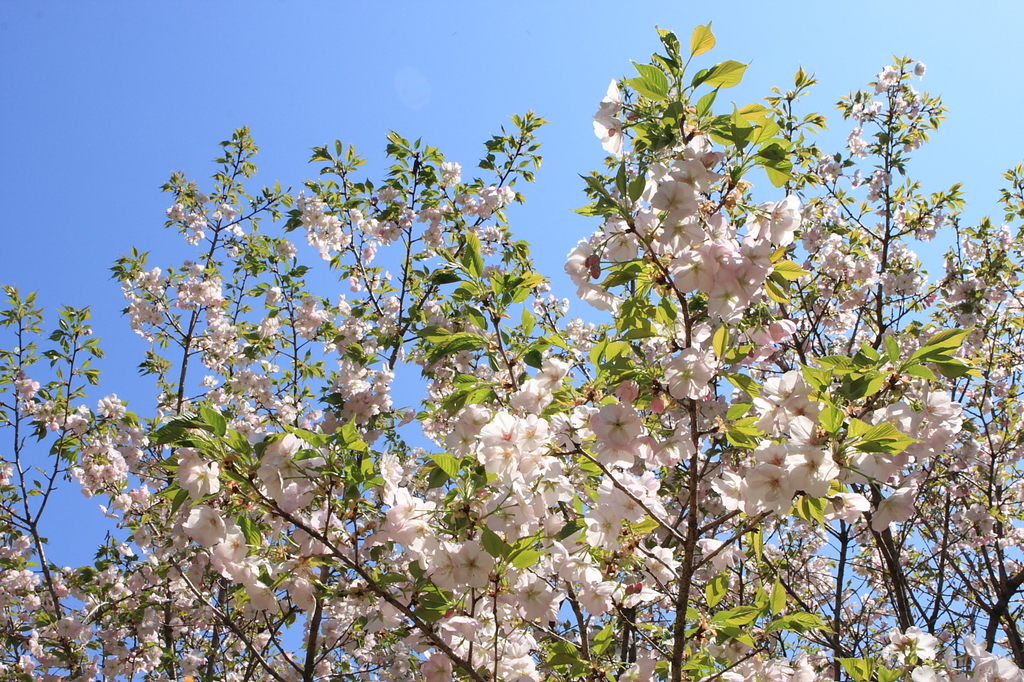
[2,26,1023,682]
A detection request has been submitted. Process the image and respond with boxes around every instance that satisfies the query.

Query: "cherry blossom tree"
[2,23,1023,682]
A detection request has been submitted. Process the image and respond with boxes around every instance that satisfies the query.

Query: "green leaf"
[523,348,544,370]
[919,327,970,351]
[765,611,831,634]
[591,623,615,655]
[764,163,794,188]
[198,405,227,437]
[169,486,190,517]
[690,23,716,56]
[704,60,747,88]
[878,666,902,682]
[855,422,918,454]
[736,103,771,121]
[557,519,585,540]
[905,364,937,380]
[935,360,975,378]
[631,62,669,100]
[548,641,581,667]
[884,336,900,363]
[820,404,844,434]
[838,658,876,682]
[726,372,760,398]
[747,529,763,562]
[480,527,511,559]
[630,517,659,535]
[765,276,789,303]
[520,307,535,336]
[752,118,782,144]
[726,416,763,448]
[794,495,826,525]
[237,516,261,548]
[431,270,462,285]
[772,260,809,281]
[706,573,728,607]
[415,585,451,623]
[712,325,730,360]
[696,90,718,117]
[769,579,786,615]
[462,232,484,278]
[424,332,487,365]
[726,402,752,420]
[711,604,763,627]
[511,549,542,569]
[429,454,460,478]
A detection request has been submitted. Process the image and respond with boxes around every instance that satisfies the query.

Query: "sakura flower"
[871,485,917,531]
[593,80,624,156]
[422,652,453,682]
[884,626,938,662]
[453,540,495,590]
[182,505,227,548]
[585,506,623,551]
[698,538,744,573]
[177,448,221,501]
[751,196,802,246]
[665,348,715,400]
[210,522,248,579]
[589,403,643,450]
[594,117,623,156]
[825,492,870,523]
[651,180,698,225]
[515,572,563,622]
[744,463,796,516]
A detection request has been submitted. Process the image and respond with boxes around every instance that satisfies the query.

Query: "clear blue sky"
[3,0,1023,564]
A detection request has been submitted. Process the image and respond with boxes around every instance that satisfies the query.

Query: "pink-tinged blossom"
[698,538,744,573]
[514,573,563,622]
[257,434,324,513]
[585,507,623,551]
[754,371,817,436]
[565,241,595,286]
[440,161,462,186]
[826,492,871,523]
[644,545,680,583]
[577,580,616,616]
[177,448,221,501]
[422,652,453,682]
[751,196,802,246]
[593,80,623,156]
[787,445,840,498]
[536,357,569,389]
[965,636,1024,682]
[453,540,494,590]
[651,180,698,225]
[872,485,917,531]
[577,282,621,312]
[884,626,938,662]
[96,394,126,420]
[210,522,248,579]
[616,380,640,403]
[665,348,715,400]
[744,463,796,516]
[671,249,716,294]
[182,505,227,548]
[589,403,643,450]
[602,217,639,262]
[712,471,746,512]
[671,154,721,193]
[593,118,623,157]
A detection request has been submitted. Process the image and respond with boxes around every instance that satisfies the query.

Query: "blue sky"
[3,0,1024,563]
